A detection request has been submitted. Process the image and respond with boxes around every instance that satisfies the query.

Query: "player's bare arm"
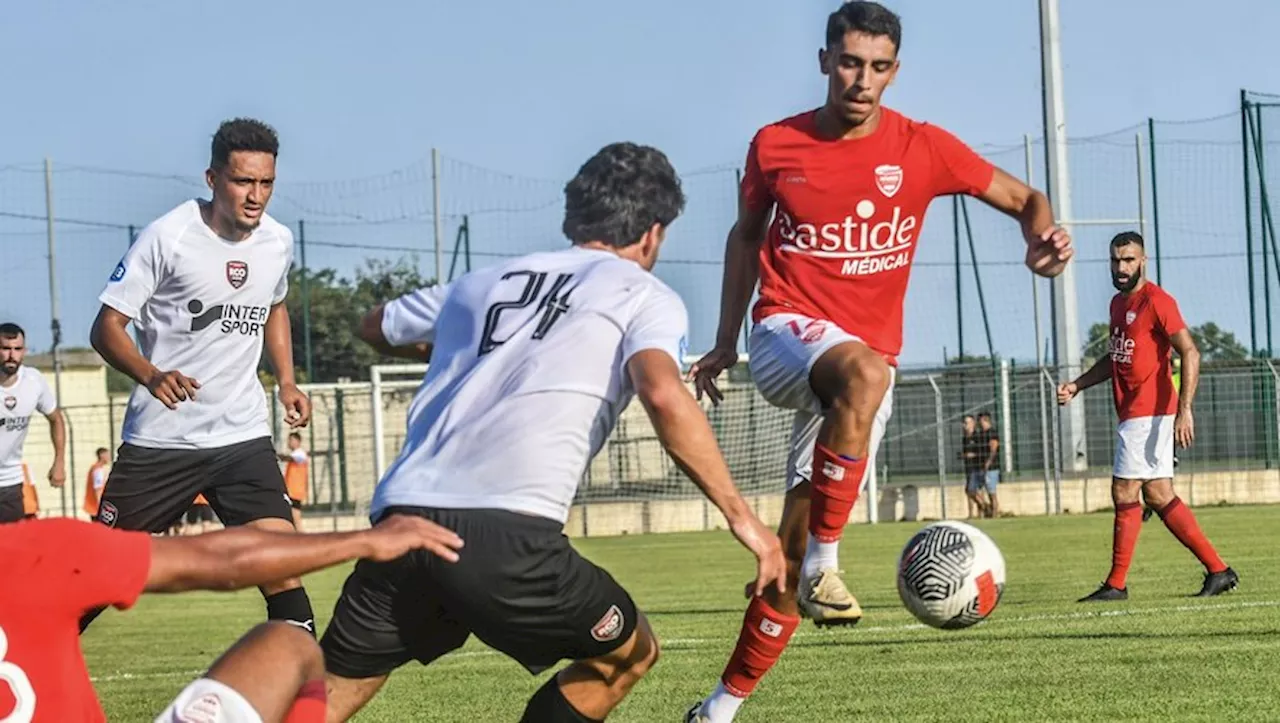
[1171,328,1200,448]
[1058,355,1113,404]
[144,514,463,594]
[630,348,786,595]
[356,304,433,361]
[264,302,311,428]
[90,304,199,409]
[978,167,1074,278]
[689,201,772,404]
[45,407,66,487]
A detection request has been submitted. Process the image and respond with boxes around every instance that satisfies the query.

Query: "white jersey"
[99,200,293,450]
[371,246,689,523]
[0,367,57,487]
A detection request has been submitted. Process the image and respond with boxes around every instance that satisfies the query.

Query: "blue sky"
[3,0,1279,364]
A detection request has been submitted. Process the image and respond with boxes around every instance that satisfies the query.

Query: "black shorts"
[289,498,302,510]
[96,437,292,533]
[321,507,638,679]
[185,503,217,525]
[0,484,23,524]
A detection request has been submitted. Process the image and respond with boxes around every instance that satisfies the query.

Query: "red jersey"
[1109,282,1187,420]
[0,519,150,722]
[744,107,995,359]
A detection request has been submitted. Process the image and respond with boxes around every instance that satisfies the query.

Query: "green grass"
[88,505,1280,721]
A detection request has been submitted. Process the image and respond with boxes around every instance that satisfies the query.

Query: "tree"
[279,258,435,383]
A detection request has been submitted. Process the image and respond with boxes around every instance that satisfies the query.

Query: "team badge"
[590,604,625,643]
[179,693,224,723]
[226,260,249,289]
[875,164,904,198]
[98,501,119,527]
[1125,311,1136,325]
[3,397,14,411]
[109,261,127,282]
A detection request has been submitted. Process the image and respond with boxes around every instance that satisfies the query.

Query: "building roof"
[26,349,107,370]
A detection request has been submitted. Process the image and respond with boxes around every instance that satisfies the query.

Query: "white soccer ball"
[896,520,1006,629]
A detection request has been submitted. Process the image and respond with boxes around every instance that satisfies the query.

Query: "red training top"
[1109,282,1187,420]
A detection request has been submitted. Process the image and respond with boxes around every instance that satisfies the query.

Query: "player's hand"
[1175,409,1195,449]
[146,369,200,409]
[364,514,465,563]
[279,383,311,428]
[1056,382,1078,405]
[48,458,66,488]
[1025,225,1074,278]
[687,346,739,405]
[729,514,786,597]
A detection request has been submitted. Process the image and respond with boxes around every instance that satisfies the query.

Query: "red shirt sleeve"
[44,519,152,614]
[1154,289,1188,340]
[740,133,774,213]
[924,124,996,197]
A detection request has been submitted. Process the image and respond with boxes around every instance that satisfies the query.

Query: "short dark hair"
[0,323,24,340]
[289,432,302,441]
[1110,231,1144,249]
[977,411,992,420]
[96,447,109,456]
[562,143,685,248]
[211,118,279,170]
[827,1,902,52]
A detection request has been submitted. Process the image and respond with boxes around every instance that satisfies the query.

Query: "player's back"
[372,246,687,524]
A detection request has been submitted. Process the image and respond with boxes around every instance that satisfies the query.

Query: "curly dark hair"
[827,1,902,52]
[1110,231,1145,249]
[210,118,279,170]
[562,142,686,248]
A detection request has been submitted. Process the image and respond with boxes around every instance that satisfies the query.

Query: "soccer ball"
[896,520,1005,629]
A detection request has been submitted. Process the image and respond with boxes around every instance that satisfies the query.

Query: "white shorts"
[1113,415,1175,480]
[155,678,263,723]
[748,313,896,490]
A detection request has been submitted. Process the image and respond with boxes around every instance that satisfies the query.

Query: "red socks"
[808,443,866,543]
[1157,497,1228,574]
[283,680,327,723]
[720,597,801,698]
[1106,502,1143,589]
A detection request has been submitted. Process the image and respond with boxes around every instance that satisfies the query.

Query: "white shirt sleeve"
[92,467,107,490]
[290,449,309,463]
[98,225,165,321]
[34,372,57,415]
[272,228,295,305]
[621,285,689,369]
[381,283,453,346]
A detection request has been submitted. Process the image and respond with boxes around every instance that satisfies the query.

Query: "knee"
[259,621,324,680]
[1111,480,1142,504]
[830,357,890,412]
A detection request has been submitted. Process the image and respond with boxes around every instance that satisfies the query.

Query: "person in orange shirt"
[21,462,38,519]
[184,493,218,534]
[278,432,309,529]
[84,447,110,518]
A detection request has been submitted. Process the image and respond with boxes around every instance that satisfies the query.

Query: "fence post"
[371,368,386,480]
[1267,361,1280,465]
[927,375,948,519]
[335,388,349,507]
[999,359,1013,474]
[1243,91,1258,356]
[1043,368,1063,513]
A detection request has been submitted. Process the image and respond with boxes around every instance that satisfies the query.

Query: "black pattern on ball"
[899,525,975,602]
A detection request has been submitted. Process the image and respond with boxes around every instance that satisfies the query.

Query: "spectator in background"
[977,411,1001,517]
[84,447,110,519]
[279,432,309,529]
[961,415,989,518]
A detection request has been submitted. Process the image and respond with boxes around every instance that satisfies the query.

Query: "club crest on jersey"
[1125,311,1136,325]
[590,604,626,643]
[3,397,14,411]
[874,164,904,198]
[226,260,249,289]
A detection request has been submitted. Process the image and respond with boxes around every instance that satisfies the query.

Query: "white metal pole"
[1040,0,1088,473]
[1043,368,1063,513]
[43,158,67,516]
[1026,134,1053,509]
[432,148,444,284]
[928,375,948,519]
[371,367,386,481]
[999,359,1013,473]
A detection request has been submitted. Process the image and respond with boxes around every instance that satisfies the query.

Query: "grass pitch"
[89,504,1280,721]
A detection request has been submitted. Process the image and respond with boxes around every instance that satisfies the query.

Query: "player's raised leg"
[156,622,326,723]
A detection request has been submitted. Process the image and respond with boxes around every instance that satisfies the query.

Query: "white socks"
[801,534,840,581]
[701,682,746,722]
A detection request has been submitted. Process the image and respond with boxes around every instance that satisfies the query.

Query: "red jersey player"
[1058,231,1237,602]
[0,515,461,722]
[686,3,1072,720]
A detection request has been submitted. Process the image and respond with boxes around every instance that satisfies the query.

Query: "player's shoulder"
[882,107,966,145]
[255,212,294,248]
[753,109,821,146]
[138,200,202,247]
[1144,282,1177,303]
[19,365,50,389]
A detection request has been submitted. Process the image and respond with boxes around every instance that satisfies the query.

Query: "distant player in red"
[0,515,462,722]
[686,3,1073,720]
[1058,231,1238,602]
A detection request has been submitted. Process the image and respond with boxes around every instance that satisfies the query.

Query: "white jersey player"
[83,118,315,634]
[321,142,785,723]
[0,323,66,523]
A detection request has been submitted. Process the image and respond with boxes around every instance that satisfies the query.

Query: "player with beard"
[1059,231,1237,601]
[0,323,66,523]
[685,3,1073,720]
[82,118,316,635]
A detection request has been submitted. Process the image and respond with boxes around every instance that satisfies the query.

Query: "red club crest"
[875,164,904,198]
[226,260,249,289]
